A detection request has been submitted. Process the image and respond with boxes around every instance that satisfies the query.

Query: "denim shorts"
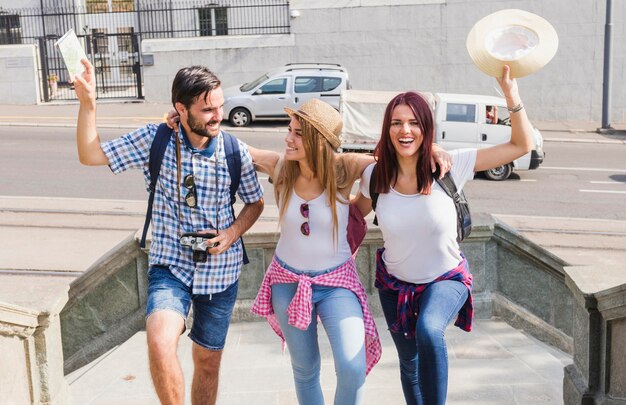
[146,265,239,351]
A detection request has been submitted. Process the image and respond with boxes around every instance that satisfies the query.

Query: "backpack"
[139,123,249,264]
[369,164,472,242]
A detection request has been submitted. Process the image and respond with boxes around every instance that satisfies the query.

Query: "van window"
[322,77,342,92]
[295,77,321,93]
[257,78,287,95]
[446,103,476,123]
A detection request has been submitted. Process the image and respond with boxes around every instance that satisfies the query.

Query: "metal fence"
[0,0,290,101]
[1,0,290,43]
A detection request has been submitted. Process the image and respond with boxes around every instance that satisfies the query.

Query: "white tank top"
[360,149,477,283]
[274,190,351,272]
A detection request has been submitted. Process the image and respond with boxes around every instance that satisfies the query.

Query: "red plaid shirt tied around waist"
[375,248,474,339]
[251,255,382,375]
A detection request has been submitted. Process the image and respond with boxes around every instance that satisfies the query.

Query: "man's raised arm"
[73,58,109,166]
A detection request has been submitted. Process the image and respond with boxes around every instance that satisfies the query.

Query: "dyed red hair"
[372,91,435,195]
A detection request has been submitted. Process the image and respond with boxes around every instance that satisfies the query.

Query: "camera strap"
[176,131,182,238]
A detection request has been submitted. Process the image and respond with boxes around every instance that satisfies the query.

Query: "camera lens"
[192,250,208,263]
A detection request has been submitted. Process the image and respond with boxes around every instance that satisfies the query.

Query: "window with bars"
[86,0,134,13]
[86,0,109,13]
[0,14,22,45]
[112,0,134,12]
[198,7,228,36]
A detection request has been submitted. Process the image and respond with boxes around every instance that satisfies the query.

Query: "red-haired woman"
[352,65,534,405]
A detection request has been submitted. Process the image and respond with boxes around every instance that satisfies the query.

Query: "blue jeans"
[271,265,366,405]
[378,280,469,405]
[146,265,238,350]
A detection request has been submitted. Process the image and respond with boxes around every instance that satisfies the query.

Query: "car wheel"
[483,163,512,181]
[229,108,251,127]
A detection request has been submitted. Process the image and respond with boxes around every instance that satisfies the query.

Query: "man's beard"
[187,111,219,138]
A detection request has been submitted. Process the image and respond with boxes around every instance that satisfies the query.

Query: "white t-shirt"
[274,190,352,272]
[360,149,477,283]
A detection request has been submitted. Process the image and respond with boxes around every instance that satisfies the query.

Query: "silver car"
[223,63,350,127]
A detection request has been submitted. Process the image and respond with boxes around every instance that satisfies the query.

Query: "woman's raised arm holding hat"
[474,65,534,172]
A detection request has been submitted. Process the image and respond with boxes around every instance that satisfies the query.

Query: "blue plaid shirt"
[102,124,263,294]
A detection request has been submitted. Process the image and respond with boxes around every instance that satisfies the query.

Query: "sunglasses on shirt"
[184,174,197,208]
[300,203,310,236]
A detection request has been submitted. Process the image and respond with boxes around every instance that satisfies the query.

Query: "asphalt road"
[1,126,625,221]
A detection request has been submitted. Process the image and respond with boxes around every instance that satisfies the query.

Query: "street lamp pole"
[600,0,614,131]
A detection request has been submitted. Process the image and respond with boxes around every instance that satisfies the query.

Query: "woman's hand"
[166,109,180,131]
[496,65,520,105]
[431,144,452,178]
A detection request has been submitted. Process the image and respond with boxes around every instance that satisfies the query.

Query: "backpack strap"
[435,172,458,198]
[434,166,471,242]
[368,164,380,226]
[140,123,174,248]
[222,132,241,205]
[222,132,249,265]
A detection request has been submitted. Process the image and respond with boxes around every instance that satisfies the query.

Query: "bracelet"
[507,103,524,113]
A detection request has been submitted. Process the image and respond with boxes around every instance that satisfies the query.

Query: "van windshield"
[240,74,269,92]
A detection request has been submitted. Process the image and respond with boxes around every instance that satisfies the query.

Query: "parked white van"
[340,90,544,180]
[222,63,349,127]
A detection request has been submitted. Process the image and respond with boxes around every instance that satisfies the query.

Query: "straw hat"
[466,9,558,78]
[285,99,342,150]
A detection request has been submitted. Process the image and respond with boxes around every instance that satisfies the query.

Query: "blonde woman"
[250,99,380,405]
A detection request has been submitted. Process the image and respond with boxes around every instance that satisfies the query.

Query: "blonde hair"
[274,118,350,245]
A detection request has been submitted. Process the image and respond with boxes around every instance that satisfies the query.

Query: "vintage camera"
[180,232,218,263]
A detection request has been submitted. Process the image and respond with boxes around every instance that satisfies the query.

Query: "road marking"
[494,213,626,224]
[590,181,625,185]
[520,179,537,182]
[542,166,626,173]
[0,115,162,120]
[580,189,626,194]
[514,228,626,236]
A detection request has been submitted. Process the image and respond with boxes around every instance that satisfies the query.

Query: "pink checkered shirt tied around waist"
[251,255,382,375]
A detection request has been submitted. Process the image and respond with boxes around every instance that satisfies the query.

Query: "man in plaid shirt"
[73,59,264,404]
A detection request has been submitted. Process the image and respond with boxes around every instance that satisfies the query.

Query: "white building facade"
[0,0,623,122]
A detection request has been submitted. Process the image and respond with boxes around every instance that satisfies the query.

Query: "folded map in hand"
[55,29,88,80]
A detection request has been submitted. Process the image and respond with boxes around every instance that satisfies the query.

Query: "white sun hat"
[466,9,559,78]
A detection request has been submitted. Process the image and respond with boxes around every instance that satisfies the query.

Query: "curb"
[543,137,626,145]
[0,121,284,132]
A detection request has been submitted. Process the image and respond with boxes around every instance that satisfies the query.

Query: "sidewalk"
[67,317,571,405]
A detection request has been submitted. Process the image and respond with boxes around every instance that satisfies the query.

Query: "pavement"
[66,317,572,405]
[1,101,626,404]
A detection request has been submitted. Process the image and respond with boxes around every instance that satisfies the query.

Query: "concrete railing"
[563,266,626,404]
[60,233,148,374]
[0,296,71,404]
[4,213,626,403]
